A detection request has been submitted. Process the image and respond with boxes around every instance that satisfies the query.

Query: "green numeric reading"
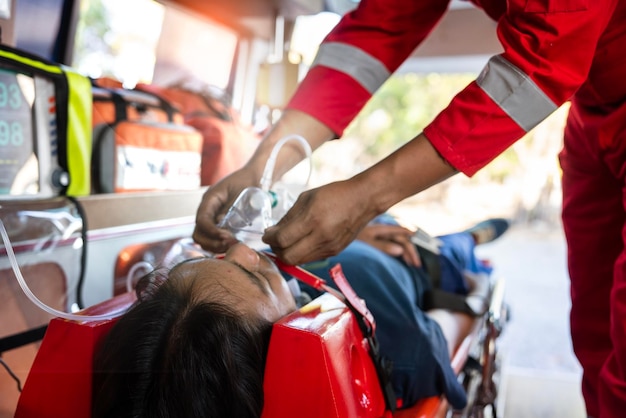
[0,121,23,146]
[0,80,22,109]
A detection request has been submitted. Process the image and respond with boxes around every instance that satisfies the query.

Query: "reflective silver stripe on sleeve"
[476,55,558,132]
[311,42,390,94]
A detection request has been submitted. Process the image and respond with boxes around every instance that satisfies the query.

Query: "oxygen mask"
[218,134,312,249]
[217,186,274,249]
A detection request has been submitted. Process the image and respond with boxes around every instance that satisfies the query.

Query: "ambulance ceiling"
[161,0,323,39]
[163,0,502,60]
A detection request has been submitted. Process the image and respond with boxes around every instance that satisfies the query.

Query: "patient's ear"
[135,269,168,302]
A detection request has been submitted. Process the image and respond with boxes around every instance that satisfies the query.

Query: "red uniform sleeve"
[287,0,450,136]
[425,0,618,175]
[289,0,617,177]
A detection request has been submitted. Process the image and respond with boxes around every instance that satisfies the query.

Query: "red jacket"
[287,0,625,175]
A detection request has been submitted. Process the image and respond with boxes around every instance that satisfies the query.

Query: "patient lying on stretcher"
[92,216,509,418]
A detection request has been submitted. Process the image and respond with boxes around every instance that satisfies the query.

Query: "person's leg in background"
[559,101,626,418]
[436,231,494,295]
[435,218,509,295]
[372,213,507,295]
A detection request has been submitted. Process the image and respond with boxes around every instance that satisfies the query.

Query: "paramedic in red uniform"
[193,0,626,416]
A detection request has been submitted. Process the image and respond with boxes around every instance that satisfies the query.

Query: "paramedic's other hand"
[193,168,259,253]
[263,179,379,265]
[356,224,422,267]
[263,134,458,265]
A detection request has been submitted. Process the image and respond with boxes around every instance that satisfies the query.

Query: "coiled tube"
[0,219,127,322]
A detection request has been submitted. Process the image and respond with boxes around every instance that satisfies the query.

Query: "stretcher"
[14,238,507,418]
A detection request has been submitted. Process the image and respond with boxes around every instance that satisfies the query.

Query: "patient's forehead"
[165,253,296,322]
[169,257,237,290]
[166,257,266,305]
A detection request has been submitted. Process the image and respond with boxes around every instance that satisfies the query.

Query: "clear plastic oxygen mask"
[218,134,312,249]
[217,187,274,249]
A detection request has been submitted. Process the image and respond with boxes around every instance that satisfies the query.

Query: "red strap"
[263,254,344,300]
[329,263,376,334]
[264,253,327,291]
[264,253,376,334]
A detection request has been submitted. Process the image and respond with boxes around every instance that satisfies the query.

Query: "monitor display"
[0,68,39,196]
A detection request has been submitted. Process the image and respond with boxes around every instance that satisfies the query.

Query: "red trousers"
[559,100,626,417]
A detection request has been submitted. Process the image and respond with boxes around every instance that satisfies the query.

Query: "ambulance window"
[72,0,237,90]
[151,7,237,90]
[72,0,165,87]
[290,12,339,66]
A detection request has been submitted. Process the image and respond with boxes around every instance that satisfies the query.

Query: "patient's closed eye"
[231,261,269,294]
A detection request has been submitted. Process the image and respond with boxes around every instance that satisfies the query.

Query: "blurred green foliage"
[343,72,541,183]
[340,72,567,224]
[345,73,474,157]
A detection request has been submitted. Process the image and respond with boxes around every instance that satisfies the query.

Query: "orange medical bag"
[91,82,203,193]
[136,83,261,185]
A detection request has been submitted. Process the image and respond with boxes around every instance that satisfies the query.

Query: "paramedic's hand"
[356,224,422,267]
[263,180,379,265]
[193,168,259,253]
[263,133,457,264]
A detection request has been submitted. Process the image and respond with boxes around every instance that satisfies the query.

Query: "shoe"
[465,218,510,245]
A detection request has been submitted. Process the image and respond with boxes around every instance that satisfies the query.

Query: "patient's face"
[171,243,297,322]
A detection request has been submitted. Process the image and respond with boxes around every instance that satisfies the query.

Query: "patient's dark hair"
[92,267,273,418]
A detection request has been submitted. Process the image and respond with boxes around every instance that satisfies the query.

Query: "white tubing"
[126,261,155,293]
[259,134,313,192]
[0,219,127,322]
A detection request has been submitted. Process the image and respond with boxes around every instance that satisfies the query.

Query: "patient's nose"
[224,242,260,271]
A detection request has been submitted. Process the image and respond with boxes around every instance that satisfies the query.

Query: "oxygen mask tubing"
[217,134,312,249]
[0,219,127,322]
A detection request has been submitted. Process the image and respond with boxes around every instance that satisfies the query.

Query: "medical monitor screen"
[0,68,39,196]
